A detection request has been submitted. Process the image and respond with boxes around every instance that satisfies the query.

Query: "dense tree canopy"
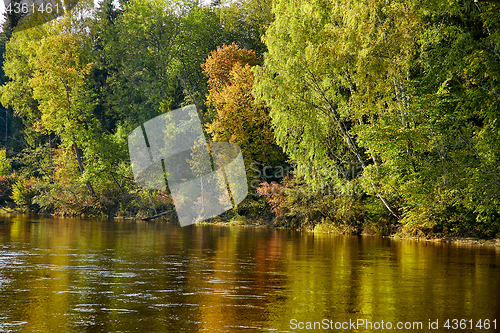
[202,43,285,176]
[0,0,498,238]
[254,0,500,235]
[0,0,273,217]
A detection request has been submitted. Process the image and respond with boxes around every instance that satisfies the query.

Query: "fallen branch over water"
[142,210,175,221]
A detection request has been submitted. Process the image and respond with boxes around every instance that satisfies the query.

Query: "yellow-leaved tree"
[202,43,286,180]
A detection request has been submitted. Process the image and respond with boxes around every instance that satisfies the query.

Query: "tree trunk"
[73,141,96,197]
[308,69,400,219]
[110,171,125,196]
[142,209,175,221]
[49,136,54,183]
[4,109,7,151]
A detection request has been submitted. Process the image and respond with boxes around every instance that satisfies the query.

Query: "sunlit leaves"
[203,43,285,177]
[255,0,500,234]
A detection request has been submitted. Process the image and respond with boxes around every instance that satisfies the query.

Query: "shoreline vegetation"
[0,0,499,244]
[2,210,500,247]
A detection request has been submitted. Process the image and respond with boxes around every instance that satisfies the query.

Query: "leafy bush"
[0,174,16,204]
[11,177,40,211]
[257,176,366,232]
[0,149,12,176]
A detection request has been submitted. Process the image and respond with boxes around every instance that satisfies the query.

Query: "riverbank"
[2,208,499,248]
[390,235,500,247]
[197,217,500,248]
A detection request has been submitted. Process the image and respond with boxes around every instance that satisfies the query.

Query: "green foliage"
[11,177,39,211]
[257,176,366,232]
[219,0,273,56]
[229,213,249,225]
[0,0,498,239]
[0,174,16,204]
[0,0,236,217]
[254,0,500,237]
[0,149,11,176]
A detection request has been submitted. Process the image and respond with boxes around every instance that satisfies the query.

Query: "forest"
[0,0,499,239]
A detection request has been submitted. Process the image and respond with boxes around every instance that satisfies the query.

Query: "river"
[0,215,499,332]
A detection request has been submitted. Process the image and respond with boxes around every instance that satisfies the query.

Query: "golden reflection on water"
[0,215,499,332]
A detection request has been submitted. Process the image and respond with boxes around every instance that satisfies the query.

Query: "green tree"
[255,0,500,235]
[0,149,11,176]
[176,4,226,110]
[110,0,191,120]
[0,0,129,212]
[219,0,274,56]
[254,0,402,218]
[0,22,48,148]
[28,28,97,196]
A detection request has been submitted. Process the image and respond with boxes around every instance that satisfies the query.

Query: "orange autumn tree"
[201,42,259,93]
[202,43,285,177]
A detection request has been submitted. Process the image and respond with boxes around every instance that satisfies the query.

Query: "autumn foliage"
[202,43,285,174]
[201,42,259,92]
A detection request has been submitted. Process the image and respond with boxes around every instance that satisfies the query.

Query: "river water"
[0,215,499,332]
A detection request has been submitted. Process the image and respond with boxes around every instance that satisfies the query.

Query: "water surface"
[0,215,499,332]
